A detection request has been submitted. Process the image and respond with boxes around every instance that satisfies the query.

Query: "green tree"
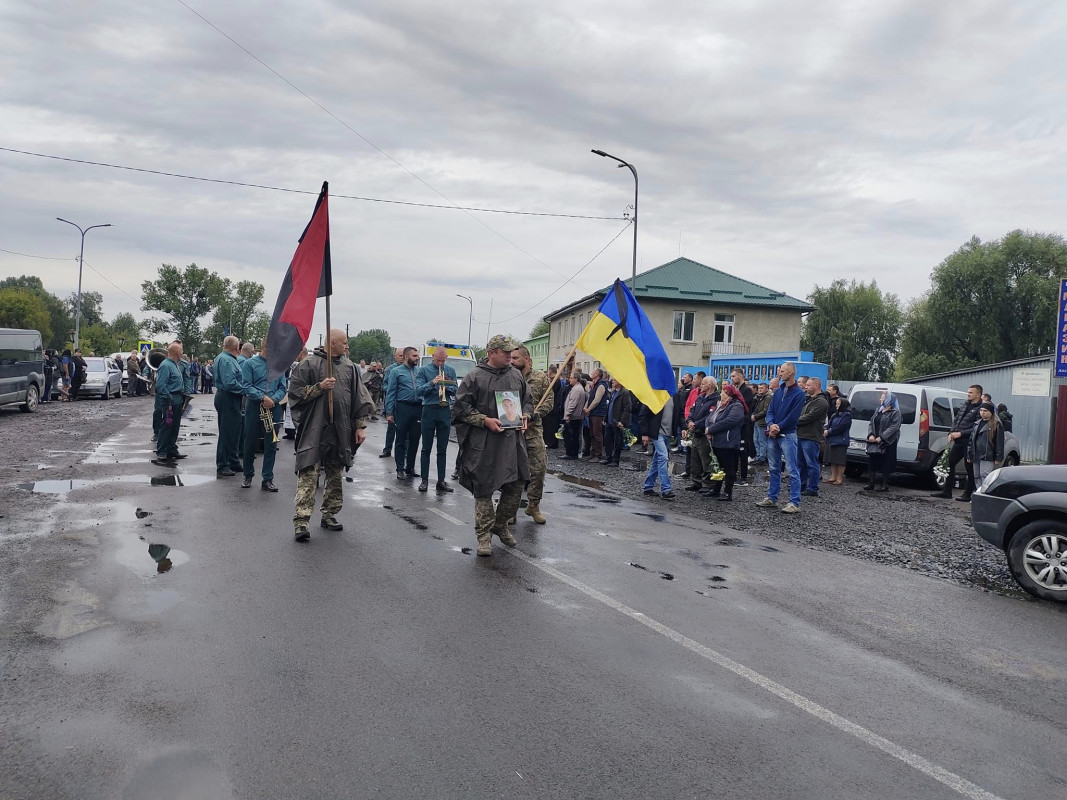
[800,280,903,381]
[66,290,104,327]
[109,312,143,346]
[141,263,228,355]
[0,287,52,342]
[0,275,72,349]
[348,329,393,363]
[528,319,550,338]
[894,230,1067,379]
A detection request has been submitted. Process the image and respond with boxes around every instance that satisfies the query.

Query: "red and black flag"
[266,181,332,381]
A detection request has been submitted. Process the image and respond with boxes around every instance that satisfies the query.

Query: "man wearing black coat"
[600,378,632,466]
[931,384,983,501]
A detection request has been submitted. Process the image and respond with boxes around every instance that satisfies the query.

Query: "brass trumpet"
[260,403,279,444]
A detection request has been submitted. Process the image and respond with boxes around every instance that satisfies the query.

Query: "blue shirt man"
[380,350,404,458]
[239,351,287,490]
[384,347,422,477]
[414,348,458,491]
[213,339,255,476]
[758,363,806,512]
[153,346,185,463]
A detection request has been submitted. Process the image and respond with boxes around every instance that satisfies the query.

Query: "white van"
[845,382,1021,488]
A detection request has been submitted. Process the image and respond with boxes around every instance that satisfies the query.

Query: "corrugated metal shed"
[906,356,1064,463]
[544,257,813,319]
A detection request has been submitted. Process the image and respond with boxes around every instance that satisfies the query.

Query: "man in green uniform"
[240,336,285,492]
[510,345,551,524]
[214,335,251,478]
[288,329,374,542]
[452,335,532,556]
[152,342,186,467]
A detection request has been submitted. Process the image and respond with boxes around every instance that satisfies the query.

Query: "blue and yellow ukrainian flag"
[575,279,676,413]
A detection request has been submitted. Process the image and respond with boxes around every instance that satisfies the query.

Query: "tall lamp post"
[56,218,112,351]
[456,294,473,350]
[591,149,638,292]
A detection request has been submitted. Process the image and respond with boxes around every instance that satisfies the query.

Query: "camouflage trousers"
[474,481,524,540]
[524,429,547,504]
[293,463,344,528]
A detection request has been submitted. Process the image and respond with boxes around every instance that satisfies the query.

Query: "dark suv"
[971,465,1067,603]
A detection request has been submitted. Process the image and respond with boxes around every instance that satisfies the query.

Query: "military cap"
[486,334,519,351]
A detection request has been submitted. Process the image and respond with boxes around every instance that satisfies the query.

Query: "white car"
[78,356,123,399]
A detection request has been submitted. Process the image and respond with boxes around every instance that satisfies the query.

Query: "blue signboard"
[1057,280,1067,378]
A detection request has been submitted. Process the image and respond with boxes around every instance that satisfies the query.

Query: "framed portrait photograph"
[496,391,523,428]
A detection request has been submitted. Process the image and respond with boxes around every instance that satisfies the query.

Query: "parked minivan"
[845,382,1021,488]
[0,328,45,413]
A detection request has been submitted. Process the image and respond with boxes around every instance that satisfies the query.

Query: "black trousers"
[543,411,560,448]
[604,423,623,463]
[564,419,582,458]
[215,390,243,471]
[713,447,739,496]
[945,439,976,493]
[393,401,422,473]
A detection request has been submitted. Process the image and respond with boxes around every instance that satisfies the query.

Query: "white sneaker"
[734,481,749,487]
[780,502,800,514]
[755,498,777,508]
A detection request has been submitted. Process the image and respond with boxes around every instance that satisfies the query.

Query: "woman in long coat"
[865,390,901,492]
[705,383,747,501]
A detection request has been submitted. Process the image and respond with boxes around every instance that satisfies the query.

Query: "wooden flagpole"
[325,294,334,422]
[532,342,578,417]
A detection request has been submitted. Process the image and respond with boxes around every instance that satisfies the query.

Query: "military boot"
[524,503,547,524]
[476,531,492,557]
[496,525,518,547]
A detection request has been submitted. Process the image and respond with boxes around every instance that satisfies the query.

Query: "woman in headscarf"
[865,389,901,492]
[705,383,747,501]
[966,402,1004,482]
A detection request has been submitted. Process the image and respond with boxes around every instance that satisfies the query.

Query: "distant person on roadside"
[41,349,55,403]
[672,374,693,452]
[584,368,610,461]
[683,377,718,492]
[731,368,756,487]
[824,397,852,485]
[68,348,87,401]
[680,374,711,480]
[751,381,772,463]
[967,402,1004,481]
[796,375,808,391]
[996,403,1013,432]
[705,383,747,501]
[542,364,561,450]
[602,377,631,466]
[640,394,676,500]
[797,377,829,497]
[561,371,587,460]
[930,384,982,502]
[189,356,202,393]
[151,342,186,467]
[864,390,901,492]
[981,393,993,405]
[756,363,805,514]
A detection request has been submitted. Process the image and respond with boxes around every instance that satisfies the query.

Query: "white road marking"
[427,507,464,526]
[503,547,1006,800]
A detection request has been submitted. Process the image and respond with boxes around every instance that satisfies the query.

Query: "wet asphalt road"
[2,399,1067,800]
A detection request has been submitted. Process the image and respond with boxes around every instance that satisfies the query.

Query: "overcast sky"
[2,0,1065,350]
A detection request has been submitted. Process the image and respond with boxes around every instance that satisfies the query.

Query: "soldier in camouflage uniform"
[288,329,374,542]
[452,335,532,556]
[510,345,550,524]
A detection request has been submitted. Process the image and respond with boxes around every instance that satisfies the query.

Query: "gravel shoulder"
[541,441,1027,601]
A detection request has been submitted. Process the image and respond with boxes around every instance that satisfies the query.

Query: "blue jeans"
[754,425,767,460]
[798,438,822,494]
[642,434,672,493]
[766,432,800,506]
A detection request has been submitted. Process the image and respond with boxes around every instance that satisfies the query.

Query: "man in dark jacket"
[684,377,718,490]
[452,335,532,556]
[756,363,806,513]
[796,377,829,497]
[931,384,983,501]
[601,378,632,466]
[731,368,757,485]
[671,374,693,452]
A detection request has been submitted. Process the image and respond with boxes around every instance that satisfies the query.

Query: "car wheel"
[844,463,865,479]
[1003,452,1019,467]
[19,384,40,413]
[1006,520,1067,603]
[102,384,111,400]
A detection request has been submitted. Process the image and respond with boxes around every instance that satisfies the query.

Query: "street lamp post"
[56,218,112,351]
[456,294,473,350]
[591,150,638,293]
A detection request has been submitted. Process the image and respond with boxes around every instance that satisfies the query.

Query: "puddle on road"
[573,489,621,504]
[628,561,675,580]
[18,473,215,493]
[716,537,780,553]
[115,537,189,576]
[135,508,152,519]
[550,472,604,490]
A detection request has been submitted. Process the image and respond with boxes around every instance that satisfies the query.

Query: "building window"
[672,311,695,342]
[713,314,735,347]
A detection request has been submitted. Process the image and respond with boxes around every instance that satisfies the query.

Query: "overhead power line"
[0,147,621,221]
[0,246,73,260]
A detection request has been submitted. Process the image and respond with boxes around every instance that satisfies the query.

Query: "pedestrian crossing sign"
[138,340,153,355]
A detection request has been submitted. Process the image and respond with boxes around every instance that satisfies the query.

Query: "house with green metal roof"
[543,257,813,375]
